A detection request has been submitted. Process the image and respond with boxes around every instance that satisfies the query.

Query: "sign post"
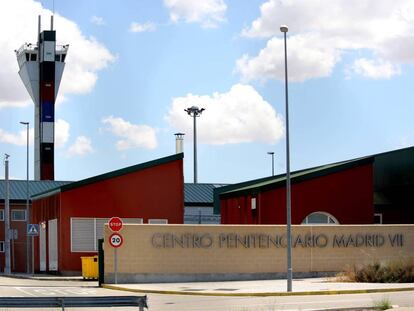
[27,224,39,275]
[108,217,123,284]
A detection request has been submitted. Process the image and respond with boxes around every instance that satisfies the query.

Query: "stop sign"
[108,217,123,232]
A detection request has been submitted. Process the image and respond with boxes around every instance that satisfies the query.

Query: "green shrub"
[340,258,414,283]
[373,297,392,310]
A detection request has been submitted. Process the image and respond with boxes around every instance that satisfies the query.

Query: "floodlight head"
[267,152,275,155]
[20,121,29,125]
[280,25,288,33]
[185,106,205,117]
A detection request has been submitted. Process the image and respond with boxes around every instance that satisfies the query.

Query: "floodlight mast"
[184,106,205,183]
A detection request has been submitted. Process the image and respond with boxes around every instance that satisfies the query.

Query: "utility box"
[81,256,98,280]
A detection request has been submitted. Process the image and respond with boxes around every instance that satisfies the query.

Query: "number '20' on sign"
[109,233,123,248]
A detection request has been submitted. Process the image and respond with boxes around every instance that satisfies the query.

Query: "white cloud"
[129,22,156,33]
[0,127,34,146]
[67,136,93,157]
[0,0,115,108]
[351,58,401,79]
[102,116,158,150]
[238,0,414,81]
[236,35,340,82]
[165,84,284,145]
[0,118,68,147]
[164,0,227,28]
[90,16,105,26]
[55,119,70,148]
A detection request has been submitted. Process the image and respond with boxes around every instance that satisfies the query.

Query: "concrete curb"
[102,284,414,297]
[1,273,86,282]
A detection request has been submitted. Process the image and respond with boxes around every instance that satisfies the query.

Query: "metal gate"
[48,219,58,271]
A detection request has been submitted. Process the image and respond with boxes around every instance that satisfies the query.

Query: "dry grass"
[337,258,414,283]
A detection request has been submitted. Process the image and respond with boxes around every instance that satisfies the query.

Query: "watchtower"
[15,16,68,180]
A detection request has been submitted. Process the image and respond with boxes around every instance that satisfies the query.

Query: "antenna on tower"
[38,15,41,43]
[51,0,55,30]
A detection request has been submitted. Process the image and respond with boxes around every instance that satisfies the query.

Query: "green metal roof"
[0,180,72,202]
[31,153,184,200]
[213,156,374,214]
[184,183,228,206]
[0,180,225,206]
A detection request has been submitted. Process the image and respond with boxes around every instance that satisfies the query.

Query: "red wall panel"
[0,203,30,272]
[221,163,374,225]
[33,157,184,274]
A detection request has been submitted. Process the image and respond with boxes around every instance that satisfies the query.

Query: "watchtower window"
[25,53,30,61]
[30,53,37,61]
[61,54,66,62]
[55,54,61,62]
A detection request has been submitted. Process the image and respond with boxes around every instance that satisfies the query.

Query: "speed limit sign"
[109,233,123,248]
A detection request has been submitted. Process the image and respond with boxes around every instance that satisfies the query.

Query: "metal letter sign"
[108,217,123,232]
[27,224,39,236]
[109,233,123,248]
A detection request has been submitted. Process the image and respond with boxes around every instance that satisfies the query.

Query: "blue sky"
[1,0,414,184]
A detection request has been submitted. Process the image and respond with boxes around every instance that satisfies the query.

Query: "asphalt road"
[0,276,413,310]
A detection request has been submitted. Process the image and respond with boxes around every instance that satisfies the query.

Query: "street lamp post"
[4,154,11,274]
[184,106,205,183]
[20,121,30,274]
[267,152,275,176]
[280,24,292,292]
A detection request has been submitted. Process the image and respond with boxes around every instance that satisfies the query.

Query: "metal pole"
[4,154,11,274]
[281,25,293,292]
[268,152,275,176]
[185,107,204,183]
[20,122,30,274]
[31,236,34,275]
[193,113,197,183]
[12,236,15,271]
[114,248,118,284]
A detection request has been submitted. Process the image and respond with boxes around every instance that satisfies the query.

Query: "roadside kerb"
[102,284,414,297]
[4,274,84,282]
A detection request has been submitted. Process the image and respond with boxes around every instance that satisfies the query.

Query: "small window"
[25,53,30,61]
[0,241,4,252]
[148,219,168,224]
[302,212,338,225]
[12,210,26,221]
[0,209,4,221]
[62,54,66,62]
[30,53,37,61]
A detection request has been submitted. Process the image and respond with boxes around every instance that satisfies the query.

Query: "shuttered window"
[71,217,143,252]
[71,218,95,252]
[148,219,168,224]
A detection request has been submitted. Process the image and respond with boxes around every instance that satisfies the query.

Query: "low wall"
[104,224,414,283]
